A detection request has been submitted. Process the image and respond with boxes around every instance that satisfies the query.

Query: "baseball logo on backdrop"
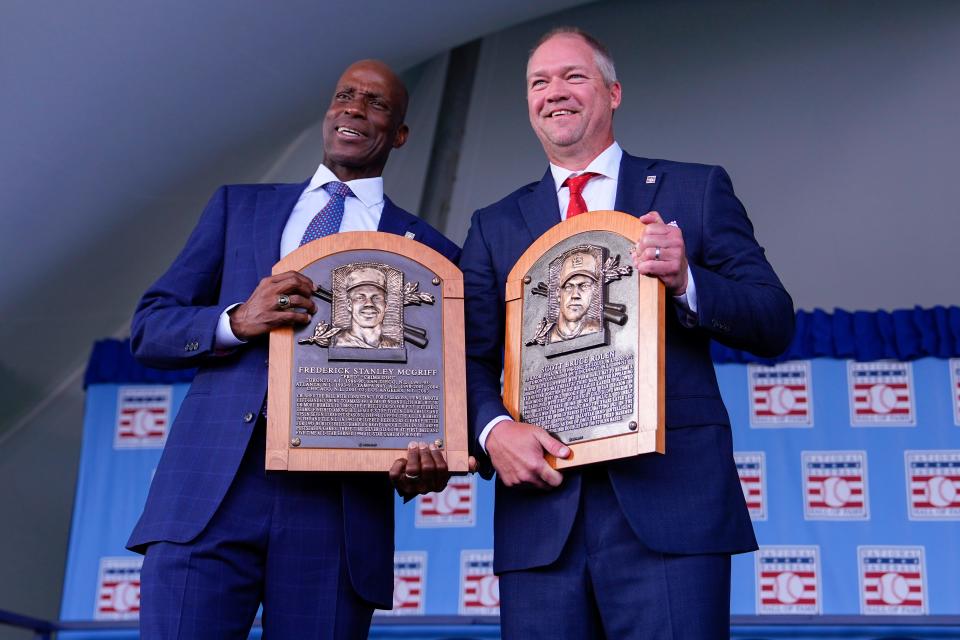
[848,361,915,426]
[416,475,476,527]
[802,451,869,520]
[94,556,142,620]
[858,546,927,615]
[459,550,499,615]
[905,450,960,520]
[756,546,821,615]
[748,361,812,427]
[950,358,960,426]
[114,386,172,448]
[734,451,767,520]
[377,551,427,616]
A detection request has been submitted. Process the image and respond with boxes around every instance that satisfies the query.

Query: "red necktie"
[563,172,598,218]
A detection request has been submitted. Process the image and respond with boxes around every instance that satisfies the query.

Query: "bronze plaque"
[267,232,468,472]
[504,212,664,469]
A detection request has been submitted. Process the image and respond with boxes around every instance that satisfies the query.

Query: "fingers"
[231,271,320,339]
[403,442,422,481]
[423,443,449,493]
[281,294,317,315]
[388,457,406,486]
[272,270,315,296]
[533,429,570,459]
[390,441,452,497]
[638,210,664,225]
[538,464,564,488]
[468,456,479,473]
[417,443,437,490]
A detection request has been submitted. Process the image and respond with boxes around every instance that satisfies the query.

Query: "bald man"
[129,60,461,639]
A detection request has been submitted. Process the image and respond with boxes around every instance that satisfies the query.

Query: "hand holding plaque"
[503,211,665,469]
[266,231,469,473]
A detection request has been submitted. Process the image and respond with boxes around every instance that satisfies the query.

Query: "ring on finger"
[654,246,661,261]
[404,472,420,480]
[277,294,291,310]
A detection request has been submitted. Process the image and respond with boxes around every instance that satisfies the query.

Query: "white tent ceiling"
[0,0,593,439]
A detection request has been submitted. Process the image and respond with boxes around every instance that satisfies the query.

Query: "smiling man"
[460,28,794,638]
[128,60,462,639]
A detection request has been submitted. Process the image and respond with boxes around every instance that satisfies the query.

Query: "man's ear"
[393,123,409,149]
[609,81,622,111]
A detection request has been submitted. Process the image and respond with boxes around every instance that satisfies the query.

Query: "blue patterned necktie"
[300,181,353,245]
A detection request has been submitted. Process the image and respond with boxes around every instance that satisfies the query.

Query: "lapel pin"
[645,175,657,184]
[404,231,416,239]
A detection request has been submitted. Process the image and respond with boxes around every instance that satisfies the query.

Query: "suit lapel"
[377,196,417,237]
[615,153,661,217]
[518,169,561,242]
[254,181,307,277]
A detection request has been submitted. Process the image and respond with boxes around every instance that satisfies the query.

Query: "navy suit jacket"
[126,181,460,607]
[460,152,794,573]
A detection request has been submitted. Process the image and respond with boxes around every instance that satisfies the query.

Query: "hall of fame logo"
[459,550,499,615]
[735,452,767,520]
[94,556,142,620]
[114,386,171,448]
[748,361,812,427]
[848,361,915,426]
[950,358,960,426]
[415,475,476,527]
[905,450,960,520]
[802,451,869,520]
[377,551,427,616]
[858,546,927,615]
[756,546,821,614]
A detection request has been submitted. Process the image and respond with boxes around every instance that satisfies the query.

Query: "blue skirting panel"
[60,309,960,636]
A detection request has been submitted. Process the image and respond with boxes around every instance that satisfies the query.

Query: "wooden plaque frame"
[504,211,665,469]
[266,231,468,472]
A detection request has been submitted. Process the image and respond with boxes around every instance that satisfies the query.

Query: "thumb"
[534,429,571,459]
[638,210,664,225]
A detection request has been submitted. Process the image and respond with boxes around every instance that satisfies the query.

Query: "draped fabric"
[712,306,960,364]
[84,306,960,387]
[65,309,960,623]
[84,338,195,387]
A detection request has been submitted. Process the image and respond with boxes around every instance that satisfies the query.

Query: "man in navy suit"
[129,60,461,639]
[460,28,794,638]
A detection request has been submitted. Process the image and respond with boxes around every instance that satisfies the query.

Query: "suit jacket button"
[243,412,255,423]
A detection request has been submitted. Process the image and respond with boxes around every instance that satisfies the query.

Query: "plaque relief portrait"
[297,260,437,363]
[550,247,603,343]
[331,265,402,349]
[525,243,633,357]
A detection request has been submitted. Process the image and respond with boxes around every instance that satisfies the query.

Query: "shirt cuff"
[215,303,247,350]
[672,265,698,327]
[478,415,512,454]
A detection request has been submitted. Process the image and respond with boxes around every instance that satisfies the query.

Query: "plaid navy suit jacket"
[126,181,460,606]
[460,152,794,574]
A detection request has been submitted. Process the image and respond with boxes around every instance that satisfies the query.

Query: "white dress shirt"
[215,163,386,348]
[478,142,699,451]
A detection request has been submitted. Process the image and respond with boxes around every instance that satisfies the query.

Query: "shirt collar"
[549,141,623,193]
[305,163,384,209]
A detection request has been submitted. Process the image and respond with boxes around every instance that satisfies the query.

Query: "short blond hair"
[530,27,617,86]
